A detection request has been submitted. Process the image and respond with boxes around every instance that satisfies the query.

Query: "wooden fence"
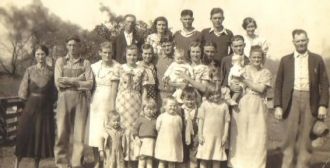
[0,97,23,144]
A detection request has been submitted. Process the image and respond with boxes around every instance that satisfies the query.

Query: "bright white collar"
[180,28,196,37]
[209,27,228,36]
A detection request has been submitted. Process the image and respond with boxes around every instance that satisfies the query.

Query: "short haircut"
[141,43,154,53]
[126,44,139,52]
[66,34,81,43]
[250,45,265,58]
[292,29,308,38]
[99,41,113,51]
[203,41,217,50]
[142,98,157,110]
[181,9,193,17]
[160,35,173,44]
[33,44,49,56]
[105,110,121,126]
[181,86,198,100]
[210,8,224,17]
[124,14,136,21]
[231,35,245,43]
[242,17,257,29]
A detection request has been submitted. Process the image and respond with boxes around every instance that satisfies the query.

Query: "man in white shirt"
[274,29,329,168]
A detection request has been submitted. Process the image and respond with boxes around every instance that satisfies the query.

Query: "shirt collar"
[294,51,308,58]
[65,54,83,64]
[124,31,133,37]
[209,27,228,36]
[180,28,196,37]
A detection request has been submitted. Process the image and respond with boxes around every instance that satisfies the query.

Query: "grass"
[1,112,330,168]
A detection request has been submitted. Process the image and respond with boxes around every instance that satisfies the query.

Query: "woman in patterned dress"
[15,45,56,168]
[88,41,121,168]
[115,44,147,168]
[146,16,172,55]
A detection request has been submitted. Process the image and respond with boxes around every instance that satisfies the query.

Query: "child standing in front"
[133,99,158,168]
[99,111,126,168]
[196,86,230,168]
[180,86,200,168]
[155,97,183,168]
[137,44,158,101]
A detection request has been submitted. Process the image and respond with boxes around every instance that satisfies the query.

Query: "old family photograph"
[0,0,330,168]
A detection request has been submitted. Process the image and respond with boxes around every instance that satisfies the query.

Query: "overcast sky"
[1,0,330,59]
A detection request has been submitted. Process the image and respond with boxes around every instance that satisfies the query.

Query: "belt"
[31,93,45,97]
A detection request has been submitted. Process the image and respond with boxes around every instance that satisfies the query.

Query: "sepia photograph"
[0,0,330,168]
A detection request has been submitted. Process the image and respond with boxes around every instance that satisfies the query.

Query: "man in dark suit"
[274,29,329,168]
[114,14,143,64]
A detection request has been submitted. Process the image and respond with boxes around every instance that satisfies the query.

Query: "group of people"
[13,7,329,168]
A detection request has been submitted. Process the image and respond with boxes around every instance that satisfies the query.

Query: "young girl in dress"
[99,111,126,168]
[133,98,158,168]
[180,86,200,168]
[196,86,230,168]
[189,41,210,85]
[137,44,158,101]
[155,97,183,168]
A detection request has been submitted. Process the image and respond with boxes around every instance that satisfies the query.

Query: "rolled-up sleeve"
[77,60,94,90]
[18,68,30,100]
[54,57,64,91]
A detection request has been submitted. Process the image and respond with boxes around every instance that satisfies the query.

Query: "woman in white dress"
[229,46,272,168]
[88,41,121,168]
[242,17,269,58]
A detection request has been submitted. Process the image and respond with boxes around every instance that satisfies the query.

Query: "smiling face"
[182,93,196,108]
[210,12,224,29]
[156,20,167,34]
[35,48,47,65]
[180,15,194,29]
[293,33,309,54]
[142,48,153,64]
[165,99,178,115]
[231,40,245,55]
[190,46,202,63]
[99,47,113,63]
[245,22,256,36]
[250,50,264,68]
[126,48,138,65]
[107,115,121,129]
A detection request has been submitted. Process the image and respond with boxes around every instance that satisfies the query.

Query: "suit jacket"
[220,54,250,86]
[114,31,144,64]
[274,51,329,118]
